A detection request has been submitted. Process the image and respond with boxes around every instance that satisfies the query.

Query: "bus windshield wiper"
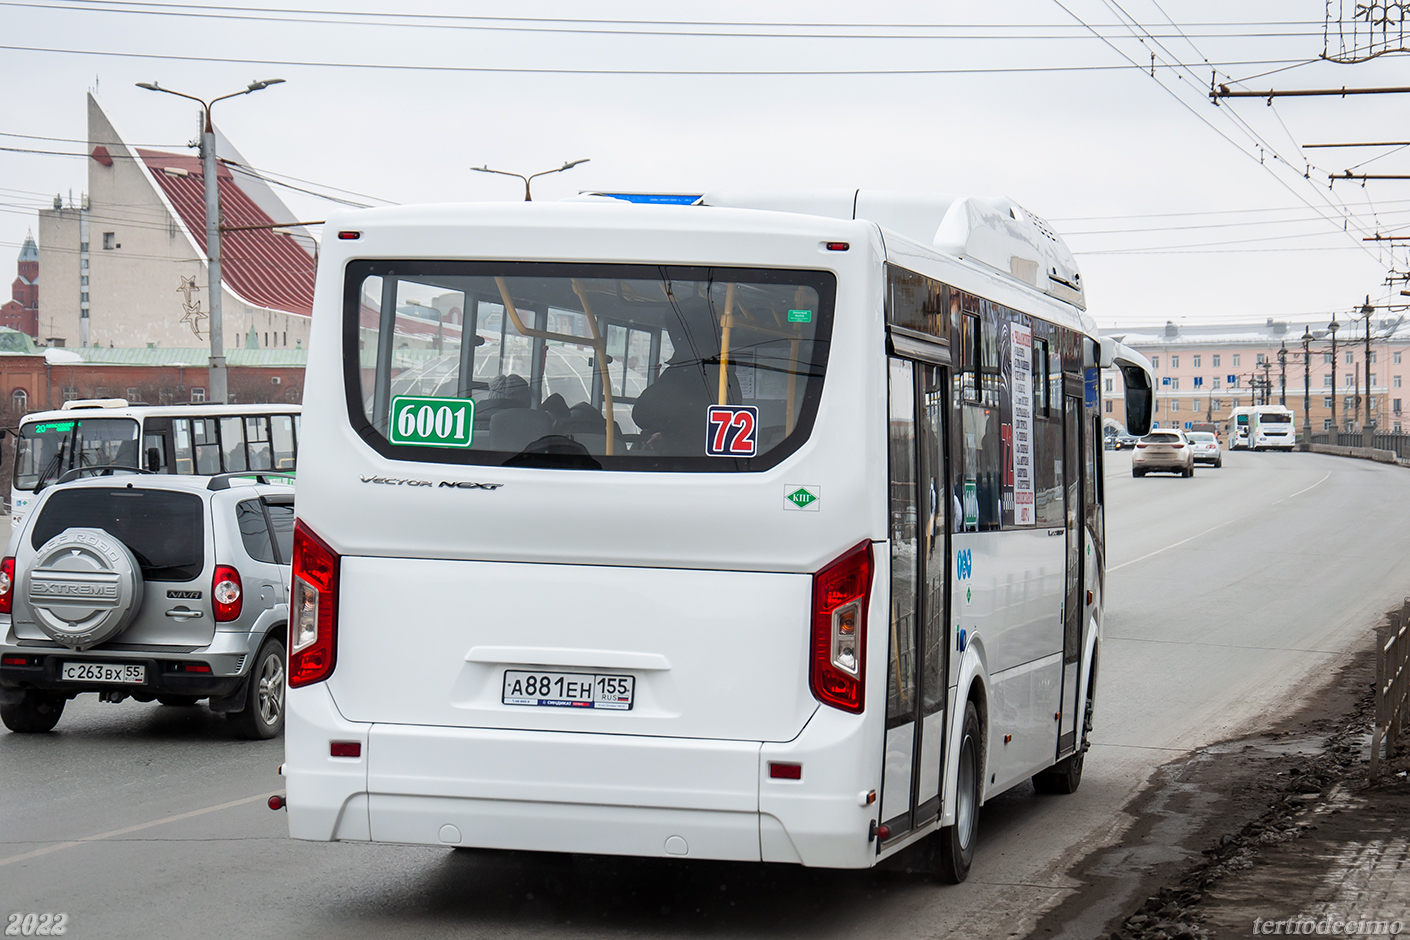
[33,442,69,493]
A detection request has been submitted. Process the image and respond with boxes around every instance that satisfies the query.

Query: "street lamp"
[136,78,285,404]
[1301,326,1314,443]
[1362,297,1376,440]
[1278,342,1287,406]
[1329,318,1341,439]
[471,159,590,201]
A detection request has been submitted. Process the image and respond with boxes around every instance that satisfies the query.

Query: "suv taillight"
[289,521,340,688]
[810,541,873,714]
[0,556,13,615]
[213,565,243,622]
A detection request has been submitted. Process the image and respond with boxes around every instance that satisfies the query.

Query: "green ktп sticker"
[787,309,812,323]
[787,487,817,508]
[389,395,476,448]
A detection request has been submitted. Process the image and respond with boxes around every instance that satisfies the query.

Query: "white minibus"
[284,193,1154,881]
[1225,406,1252,449]
[10,401,300,522]
[1249,405,1296,450]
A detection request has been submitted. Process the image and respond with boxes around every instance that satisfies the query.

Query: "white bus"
[1225,406,1253,449]
[10,401,300,522]
[1249,405,1296,450]
[283,194,1154,882]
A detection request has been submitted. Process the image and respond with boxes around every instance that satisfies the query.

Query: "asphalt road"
[2,450,1407,940]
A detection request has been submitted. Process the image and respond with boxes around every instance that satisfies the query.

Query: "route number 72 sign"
[706,405,759,457]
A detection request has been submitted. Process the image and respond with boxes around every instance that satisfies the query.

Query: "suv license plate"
[61,662,146,684]
[502,670,634,711]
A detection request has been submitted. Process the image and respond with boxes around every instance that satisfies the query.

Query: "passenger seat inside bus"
[473,374,532,436]
[488,409,554,452]
[555,402,624,455]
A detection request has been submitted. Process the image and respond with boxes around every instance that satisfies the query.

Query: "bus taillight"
[810,541,873,714]
[289,521,341,688]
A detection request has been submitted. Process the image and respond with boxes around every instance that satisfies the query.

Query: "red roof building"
[36,94,317,351]
[137,150,315,317]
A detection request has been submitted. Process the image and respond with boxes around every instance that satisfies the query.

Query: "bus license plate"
[61,662,146,684]
[502,670,634,711]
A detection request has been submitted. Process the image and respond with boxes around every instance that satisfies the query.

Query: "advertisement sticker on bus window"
[705,405,758,457]
[1009,323,1035,526]
[389,396,476,448]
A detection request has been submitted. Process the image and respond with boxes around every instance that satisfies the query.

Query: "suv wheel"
[1,690,66,733]
[231,637,286,740]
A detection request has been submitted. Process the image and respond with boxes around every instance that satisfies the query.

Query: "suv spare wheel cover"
[22,527,145,650]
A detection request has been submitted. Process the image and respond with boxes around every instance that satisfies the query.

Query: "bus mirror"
[145,447,161,473]
[1122,368,1153,436]
[1110,341,1154,436]
[1098,342,1115,369]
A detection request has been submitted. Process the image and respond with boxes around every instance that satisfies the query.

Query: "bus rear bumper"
[284,684,879,868]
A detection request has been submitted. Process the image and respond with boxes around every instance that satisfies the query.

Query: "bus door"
[1057,392,1084,756]
[142,417,172,473]
[879,359,951,840]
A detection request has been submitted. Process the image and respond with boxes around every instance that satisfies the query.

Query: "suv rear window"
[344,262,835,471]
[1144,432,1181,443]
[32,487,205,581]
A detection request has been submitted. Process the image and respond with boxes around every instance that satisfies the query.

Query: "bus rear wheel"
[933,700,981,884]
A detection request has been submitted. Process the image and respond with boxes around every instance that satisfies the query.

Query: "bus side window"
[1035,339,1050,417]
[245,416,273,471]
[221,417,247,472]
[961,313,981,403]
[193,418,221,474]
[173,419,194,473]
[271,416,296,470]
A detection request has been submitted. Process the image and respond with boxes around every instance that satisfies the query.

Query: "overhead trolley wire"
[0,42,1311,76]
[0,1,1326,37]
[1048,0,1383,265]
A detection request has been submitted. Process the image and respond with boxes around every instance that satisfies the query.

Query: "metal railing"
[1371,599,1410,778]
[1305,429,1410,459]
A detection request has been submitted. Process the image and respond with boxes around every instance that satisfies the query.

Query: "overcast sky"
[3,1,1410,330]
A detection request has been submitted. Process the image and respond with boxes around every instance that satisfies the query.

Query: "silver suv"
[0,472,293,738]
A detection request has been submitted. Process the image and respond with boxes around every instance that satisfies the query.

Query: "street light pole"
[1278,342,1287,405]
[1301,326,1313,444]
[470,159,590,201]
[136,79,285,404]
[1363,297,1376,440]
[1329,318,1341,440]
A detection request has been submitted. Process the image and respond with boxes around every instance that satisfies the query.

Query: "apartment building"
[1101,318,1410,434]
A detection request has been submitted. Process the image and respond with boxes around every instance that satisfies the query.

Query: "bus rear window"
[344,262,835,471]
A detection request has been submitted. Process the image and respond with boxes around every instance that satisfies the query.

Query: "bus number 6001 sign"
[389,395,475,448]
[706,405,758,457]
